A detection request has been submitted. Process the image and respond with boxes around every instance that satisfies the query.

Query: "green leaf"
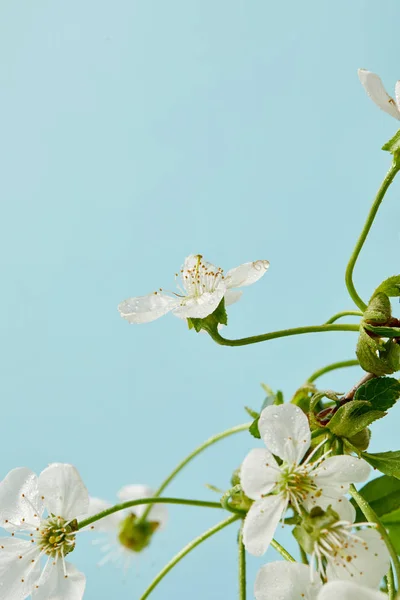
[354,475,400,522]
[290,383,317,412]
[244,406,259,419]
[187,298,228,333]
[354,377,400,411]
[364,292,392,324]
[364,323,400,337]
[382,129,400,154]
[327,400,385,437]
[362,450,400,479]
[373,275,400,298]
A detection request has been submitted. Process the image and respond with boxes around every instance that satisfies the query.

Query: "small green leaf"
[362,450,400,479]
[290,383,317,412]
[382,129,400,154]
[327,400,385,437]
[373,275,400,298]
[187,298,228,334]
[354,377,400,411]
[244,406,259,419]
[364,292,392,324]
[353,475,400,522]
[364,323,400,337]
[248,389,284,439]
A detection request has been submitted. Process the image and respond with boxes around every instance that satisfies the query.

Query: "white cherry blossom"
[0,464,89,600]
[118,254,269,324]
[88,484,167,567]
[240,403,370,556]
[255,562,388,600]
[358,69,400,120]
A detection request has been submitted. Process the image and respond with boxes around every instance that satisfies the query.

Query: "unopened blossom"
[240,403,370,556]
[0,463,89,600]
[88,484,167,567]
[255,562,388,600]
[358,69,400,120]
[118,254,269,323]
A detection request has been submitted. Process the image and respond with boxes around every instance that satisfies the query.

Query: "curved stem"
[307,359,359,383]
[345,160,400,311]
[207,324,359,347]
[350,484,400,588]
[77,497,223,530]
[270,539,296,562]
[139,514,240,599]
[325,310,363,324]
[238,525,246,600]
[140,423,251,522]
[387,566,396,600]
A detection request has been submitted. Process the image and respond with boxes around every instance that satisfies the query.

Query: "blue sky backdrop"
[0,1,400,597]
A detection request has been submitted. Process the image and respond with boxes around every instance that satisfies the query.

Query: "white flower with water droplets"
[240,403,370,556]
[255,562,388,600]
[88,485,167,568]
[118,254,269,324]
[0,464,89,600]
[358,69,400,120]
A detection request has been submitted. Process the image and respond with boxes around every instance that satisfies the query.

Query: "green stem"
[350,484,400,589]
[387,566,396,600]
[238,525,246,600]
[139,514,240,599]
[140,422,251,522]
[270,539,296,562]
[345,160,400,311]
[207,324,359,347]
[77,497,223,530]
[325,310,363,324]
[307,359,359,383]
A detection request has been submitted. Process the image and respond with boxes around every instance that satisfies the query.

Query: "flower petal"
[358,69,400,119]
[242,495,286,556]
[258,404,311,464]
[0,537,40,600]
[318,581,386,600]
[118,293,178,324]
[224,289,243,306]
[86,497,121,532]
[255,561,322,600]
[225,260,269,289]
[395,80,400,114]
[312,456,370,492]
[172,285,226,319]
[118,485,168,529]
[326,529,390,589]
[240,448,280,500]
[39,464,89,520]
[32,560,85,600]
[0,467,43,532]
[303,495,356,523]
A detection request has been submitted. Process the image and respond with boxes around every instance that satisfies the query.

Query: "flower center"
[180,255,224,299]
[278,465,318,512]
[37,516,77,558]
[118,513,160,553]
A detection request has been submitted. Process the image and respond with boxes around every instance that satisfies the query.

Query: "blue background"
[0,1,399,598]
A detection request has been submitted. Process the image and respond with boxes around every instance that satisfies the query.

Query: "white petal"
[172,285,226,319]
[118,293,178,324]
[303,495,356,523]
[39,464,89,520]
[0,538,40,600]
[258,404,311,464]
[326,529,390,589]
[240,449,280,500]
[86,497,120,532]
[312,456,370,491]
[0,467,43,532]
[318,581,386,600]
[32,561,85,600]
[224,289,243,306]
[242,495,286,556]
[358,69,400,119]
[118,485,168,529]
[255,561,322,600]
[395,80,400,113]
[225,260,270,289]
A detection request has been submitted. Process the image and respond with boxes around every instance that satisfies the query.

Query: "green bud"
[347,427,371,452]
[118,513,160,553]
[228,470,252,511]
